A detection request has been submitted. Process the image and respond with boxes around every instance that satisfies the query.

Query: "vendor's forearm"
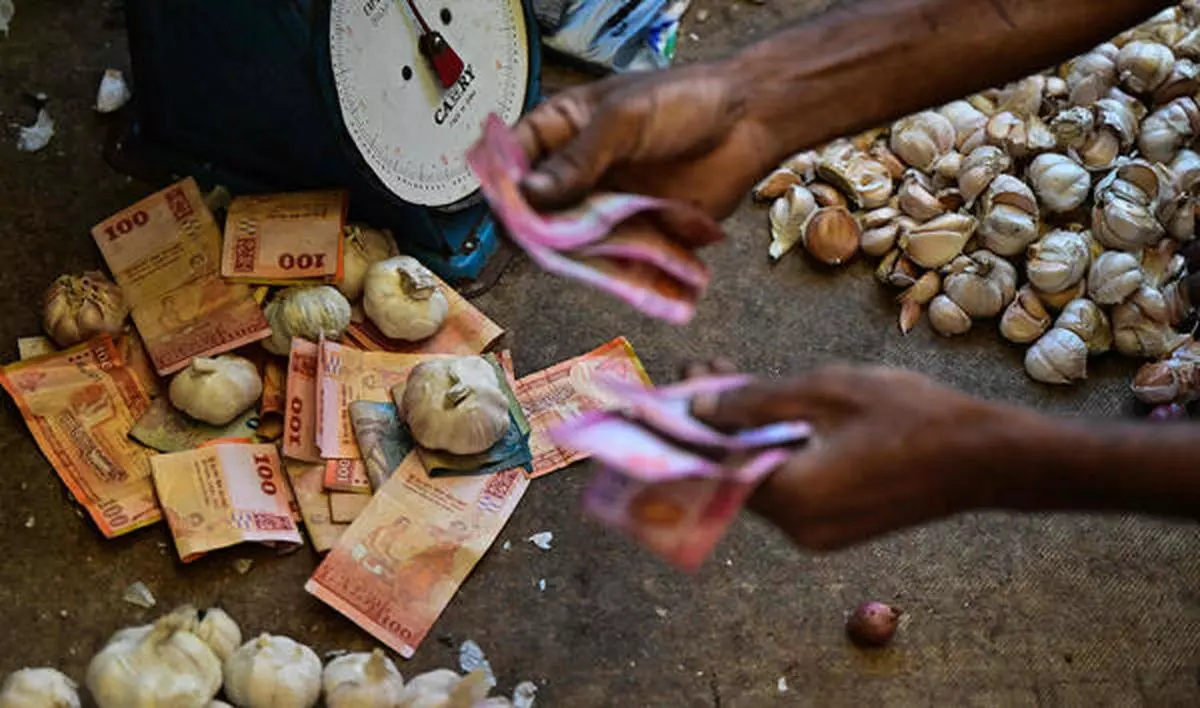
[731,0,1174,163]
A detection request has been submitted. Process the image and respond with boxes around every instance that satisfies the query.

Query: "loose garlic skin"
[363,256,450,342]
[322,650,406,708]
[0,668,80,708]
[1025,328,1089,384]
[1027,154,1090,213]
[1056,299,1113,354]
[1116,41,1176,94]
[224,634,322,708]
[1088,251,1144,305]
[169,355,264,426]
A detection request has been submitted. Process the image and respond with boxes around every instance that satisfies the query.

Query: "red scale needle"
[404,0,465,89]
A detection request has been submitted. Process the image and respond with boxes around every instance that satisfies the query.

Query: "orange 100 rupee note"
[306,452,529,658]
[324,458,371,494]
[221,190,347,284]
[91,177,271,376]
[0,335,160,537]
[283,338,322,462]
[344,273,503,356]
[515,336,651,478]
[283,459,347,553]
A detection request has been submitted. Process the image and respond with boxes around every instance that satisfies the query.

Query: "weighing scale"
[113,0,543,289]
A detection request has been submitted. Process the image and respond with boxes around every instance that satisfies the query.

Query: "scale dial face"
[330,0,530,209]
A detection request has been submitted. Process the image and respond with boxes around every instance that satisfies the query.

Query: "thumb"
[692,380,812,431]
[521,104,642,210]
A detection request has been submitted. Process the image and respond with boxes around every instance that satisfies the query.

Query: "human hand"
[686,361,1043,551]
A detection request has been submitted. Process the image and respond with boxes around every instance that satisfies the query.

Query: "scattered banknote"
[306,453,529,658]
[115,328,162,398]
[221,190,347,284]
[513,337,651,478]
[151,443,302,562]
[130,396,259,453]
[324,458,372,494]
[91,177,271,375]
[329,492,371,523]
[284,459,348,553]
[348,401,414,489]
[256,353,287,441]
[343,273,504,355]
[467,113,724,325]
[17,336,56,360]
[283,338,322,462]
[0,335,160,537]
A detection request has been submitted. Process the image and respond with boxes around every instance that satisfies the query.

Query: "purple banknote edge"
[547,411,721,482]
[578,238,711,290]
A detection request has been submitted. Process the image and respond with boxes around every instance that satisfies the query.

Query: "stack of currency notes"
[220,190,348,285]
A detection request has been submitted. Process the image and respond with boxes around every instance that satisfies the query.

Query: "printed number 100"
[104,210,150,240]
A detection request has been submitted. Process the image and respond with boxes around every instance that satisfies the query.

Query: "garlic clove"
[977,175,1040,257]
[958,145,1010,206]
[807,182,847,208]
[1116,40,1176,94]
[1055,298,1113,354]
[1026,229,1092,293]
[782,151,819,181]
[815,146,894,209]
[899,212,977,269]
[768,186,818,260]
[890,111,956,171]
[1138,96,1200,164]
[986,111,1028,157]
[753,168,805,202]
[1025,328,1089,384]
[1152,58,1200,104]
[802,206,860,266]
[861,223,900,257]
[869,140,908,180]
[995,75,1047,117]
[1035,279,1089,313]
[939,101,988,150]
[1050,106,1096,150]
[1087,250,1144,304]
[896,170,944,221]
[860,206,902,230]
[1112,290,1191,358]
[1140,239,1183,288]
[897,271,941,334]
[928,294,972,336]
[1027,153,1091,213]
[875,249,921,288]
[999,286,1052,344]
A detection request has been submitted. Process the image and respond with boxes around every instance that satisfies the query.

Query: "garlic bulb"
[1000,286,1051,344]
[859,207,901,257]
[1141,239,1186,288]
[263,285,352,355]
[940,101,988,151]
[1076,89,1145,170]
[1138,97,1200,163]
[897,170,944,221]
[958,145,1011,206]
[1112,286,1191,358]
[42,271,129,347]
[1160,149,1200,241]
[363,256,450,341]
[875,250,921,288]
[1056,298,1114,354]
[401,356,511,455]
[322,650,406,708]
[1153,58,1200,104]
[942,250,1017,318]
[768,185,818,260]
[399,669,495,708]
[899,212,977,268]
[1026,230,1092,293]
[1088,250,1144,304]
[168,355,263,426]
[339,225,399,302]
[802,206,860,265]
[224,634,322,708]
[195,608,242,663]
[1116,7,1187,48]
[86,605,222,708]
[0,668,80,708]
[1025,328,1089,384]
[1027,154,1090,213]
[1036,279,1089,313]
[890,111,955,171]
[928,294,972,336]
[1092,159,1165,251]
[977,175,1039,256]
[1066,43,1118,106]
[1131,341,1200,404]
[815,144,893,208]
[995,75,1047,117]
[752,168,805,202]
[1050,106,1096,150]
[1116,41,1176,94]
[898,271,941,334]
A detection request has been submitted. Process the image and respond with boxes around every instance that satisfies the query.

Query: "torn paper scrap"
[16,109,53,152]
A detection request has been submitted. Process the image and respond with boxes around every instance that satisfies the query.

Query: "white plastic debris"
[502,540,512,551]
[777,677,789,693]
[95,69,131,113]
[527,532,553,550]
[458,640,496,687]
[0,0,13,36]
[122,581,156,609]
[512,681,538,708]
[16,108,54,152]
[537,579,546,592]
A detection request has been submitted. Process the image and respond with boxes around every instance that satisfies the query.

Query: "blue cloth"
[541,0,688,73]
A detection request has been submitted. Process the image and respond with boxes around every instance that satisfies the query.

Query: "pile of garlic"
[758,2,1200,391]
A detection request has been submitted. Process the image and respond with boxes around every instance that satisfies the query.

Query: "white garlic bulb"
[928,294,972,336]
[1116,40,1176,94]
[86,605,222,708]
[958,145,1010,206]
[1160,149,1200,241]
[322,649,406,708]
[939,100,987,151]
[1050,106,1095,150]
[899,212,977,269]
[263,285,352,355]
[977,175,1040,256]
[168,355,263,426]
[338,225,399,302]
[1112,288,1190,358]
[942,250,1017,318]
[1076,88,1145,171]
[896,170,944,221]
[400,356,511,455]
[1027,154,1090,213]
[1066,43,1118,106]
[195,608,242,663]
[1026,230,1092,293]
[768,185,818,260]
[0,668,80,708]
[363,256,450,342]
[1152,57,1200,104]
[1092,160,1165,251]
[1138,97,1200,164]
[42,271,129,348]
[224,634,322,708]
[1056,299,1113,354]
[1025,328,1089,384]
[1087,251,1144,304]
[890,111,956,171]
[1000,287,1052,344]
[399,669,494,708]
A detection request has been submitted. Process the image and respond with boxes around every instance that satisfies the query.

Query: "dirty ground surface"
[2,1,1199,706]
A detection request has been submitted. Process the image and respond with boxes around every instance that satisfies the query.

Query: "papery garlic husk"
[958,145,1010,206]
[1153,58,1200,104]
[782,151,818,181]
[816,145,894,209]
[1175,27,1200,61]
[1056,298,1113,354]
[1141,239,1184,289]
[1138,96,1200,163]
[802,206,860,265]
[401,356,511,455]
[977,175,1040,256]
[939,101,987,151]
[322,649,406,708]
[87,605,222,708]
[1066,43,1119,106]
[942,250,1017,318]
[1092,160,1166,251]
[985,112,1028,156]
[900,212,977,269]
[1112,286,1191,358]
[1035,279,1088,313]
[868,140,908,179]
[224,634,322,708]
[363,256,450,341]
[890,111,956,171]
[1027,154,1090,214]
[0,668,80,708]
[195,608,242,663]
[897,170,944,221]
[875,249,921,288]
[928,294,972,336]
[1025,328,1089,384]
[768,185,818,260]
[168,355,264,426]
[1116,40,1176,94]
[995,75,1047,117]
[95,69,132,114]
[1000,286,1052,344]
[1131,340,1200,404]
[1076,89,1144,170]
[1050,106,1096,150]
[753,168,805,202]
[1088,250,1144,304]
[897,271,941,334]
[1026,229,1092,293]
[861,223,900,257]
[42,271,129,348]
[339,224,399,302]
[263,285,352,355]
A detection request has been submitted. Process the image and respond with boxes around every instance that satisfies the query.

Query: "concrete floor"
[2,1,1199,706]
